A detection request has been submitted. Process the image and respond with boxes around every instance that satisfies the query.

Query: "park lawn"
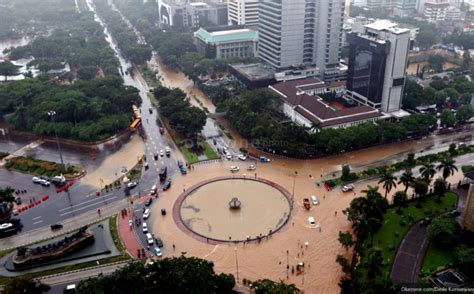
[180,145,199,164]
[361,192,457,280]
[203,141,219,160]
[421,243,455,276]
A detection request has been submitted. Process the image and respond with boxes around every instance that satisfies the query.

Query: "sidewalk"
[117,209,142,259]
[0,199,128,250]
[390,220,429,287]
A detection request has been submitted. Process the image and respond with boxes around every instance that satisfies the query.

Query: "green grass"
[4,156,81,178]
[180,145,199,164]
[202,142,219,160]
[421,243,455,276]
[360,192,458,280]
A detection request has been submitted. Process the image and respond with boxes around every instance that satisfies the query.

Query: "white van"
[142,222,148,233]
[143,209,150,219]
[311,195,319,205]
[308,217,316,225]
[146,233,154,245]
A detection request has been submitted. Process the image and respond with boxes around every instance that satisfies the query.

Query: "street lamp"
[47,111,65,171]
[292,171,298,208]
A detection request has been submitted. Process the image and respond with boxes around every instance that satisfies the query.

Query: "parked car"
[226,153,232,160]
[259,156,271,162]
[150,185,157,195]
[32,176,41,184]
[155,237,164,248]
[50,223,63,231]
[159,167,167,181]
[308,217,316,225]
[127,181,138,189]
[142,222,148,233]
[154,246,163,257]
[162,178,172,190]
[154,153,158,160]
[238,154,247,161]
[159,150,165,157]
[146,233,154,245]
[159,127,164,135]
[144,198,153,207]
[148,108,153,114]
[40,179,50,187]
[341,184,355,192]
[229,166,239,172]
[64,284,76,294]
[179,166,187,174]
[311,195,319,205]
[247,164,256,171]
[143,209,150,219]
[165,146,171,156]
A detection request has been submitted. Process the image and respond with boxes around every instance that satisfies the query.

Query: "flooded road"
[180,178,290,241]
[406,61,459,75]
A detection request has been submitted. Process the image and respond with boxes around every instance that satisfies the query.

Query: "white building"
[194,27,258,59]
[423,0,450,22]
[227,0,259,27]
[258,0,345,78]
[345,19,411,113]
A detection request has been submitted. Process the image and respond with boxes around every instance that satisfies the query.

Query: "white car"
[308,217,316,225]
[142,222,148,233]
[127,181,137,189]
[341,184,355,192]
[238,154,247,161]
[32,176,41,184]
[128,219,133,227]
[159,150,165,157]
[229,166,239,172]
[165,146,171,155]
[247,164,256,171]
[40,180,50,187]
[143,209,150,219]
[311,195,319,205]
[226,153,232,160]
[150,185,157,195]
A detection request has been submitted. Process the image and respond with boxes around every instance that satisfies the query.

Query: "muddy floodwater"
[179,178,291,241]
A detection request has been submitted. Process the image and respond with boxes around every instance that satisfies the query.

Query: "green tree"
[463,50,472,68]
[416,30,437,48]
[4,276,50,294]
[78,256,236,293]
[427,55,445,73]
[250,279,300,294]
[440,109,456,127]
[427,216,458,248]
[433,177,448,199]
[455,246,474,279]
[419,163,436,182]
[0,186,15,221]
[405,152,416,167]
[0,61,18,81]
[338,231,354,251]
[378,172,397,198]
[456,105,473,123]
[393,191,408,212]
[336,255,351,274]
[413,178,429,197]
[398,169,415,193]
[436,158,458,180]
[365,247,384,280]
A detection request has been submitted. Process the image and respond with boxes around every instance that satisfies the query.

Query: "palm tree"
[378,172,397,198]
[436,158,458,180]
[433,177,448,199]
[362,185,381,198]
[419,163,436,182]
[393,191,408,212]
[413,178,429,198]
[365,247,384,280]
[398,169,415,193]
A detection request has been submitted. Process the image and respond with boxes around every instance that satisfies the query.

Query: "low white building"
[194,27,258,59]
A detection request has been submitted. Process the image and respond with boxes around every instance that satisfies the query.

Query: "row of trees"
[6,11,120,78]
[0,76,140,141]
[223,88,438,157]
[92,0,152,65]
[153,86,206,142]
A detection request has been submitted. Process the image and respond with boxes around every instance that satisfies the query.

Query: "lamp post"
[292,171,298,208]
[234,248,239,283]
[47,111,65,171]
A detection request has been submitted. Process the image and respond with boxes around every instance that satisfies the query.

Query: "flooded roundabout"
[173,176,292,243]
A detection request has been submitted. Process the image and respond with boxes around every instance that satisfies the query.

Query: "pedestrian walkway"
[0,139,44,166]
[390,220,429,287]
[117,209,142,259]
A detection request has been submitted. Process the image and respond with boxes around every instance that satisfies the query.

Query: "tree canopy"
[427,215,459,248]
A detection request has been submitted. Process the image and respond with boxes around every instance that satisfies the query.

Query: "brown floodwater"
[180,178,290,241]
[406,61,459,75]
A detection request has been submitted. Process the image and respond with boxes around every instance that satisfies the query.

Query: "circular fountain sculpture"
[229,197,241,209]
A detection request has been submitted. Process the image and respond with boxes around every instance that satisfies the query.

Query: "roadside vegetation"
[4,156,81,178]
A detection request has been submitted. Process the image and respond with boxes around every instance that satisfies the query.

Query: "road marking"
[33,220,43,225]
[59,196,118,216]
[32,216,42,220]
[59,193,114,212]
[156,167,159,172]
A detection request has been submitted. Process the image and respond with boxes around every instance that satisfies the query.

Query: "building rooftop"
[270,77,382,128]
[365,19,410,35]
[194,28,258,44]
[229,63,275,81]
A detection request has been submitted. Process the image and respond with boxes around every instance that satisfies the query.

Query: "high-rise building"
[258,0,345,76]
[158,0,228,28]
[424,0,450,22]
[345,20,410,113]
[228,0,259,27]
